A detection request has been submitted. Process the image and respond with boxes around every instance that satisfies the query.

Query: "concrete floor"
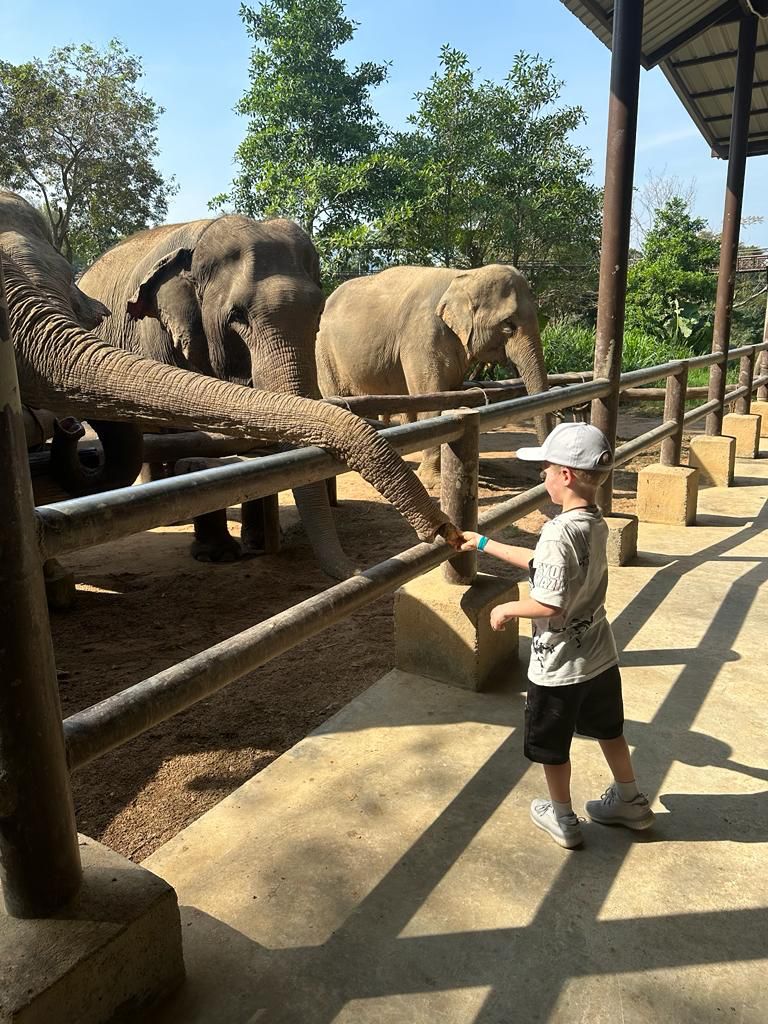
[145,448,768,1024]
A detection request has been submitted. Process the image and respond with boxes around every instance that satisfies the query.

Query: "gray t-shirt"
[527,505,618,687]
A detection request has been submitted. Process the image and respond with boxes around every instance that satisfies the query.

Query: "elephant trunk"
[244,323,354,580]
[7,262,449,546]
[509,318,554,443]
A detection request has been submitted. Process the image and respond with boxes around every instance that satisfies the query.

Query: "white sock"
[615,779,639,801]
[552,799,573,818]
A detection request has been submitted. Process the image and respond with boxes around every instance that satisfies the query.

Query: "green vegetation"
[220,4,601,301]
[625,197,719,352]
[211,0,392,282]
[0,40,176,268]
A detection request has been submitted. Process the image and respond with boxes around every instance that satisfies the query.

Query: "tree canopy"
[625,196,720,350]
[381,48,601,277]
[0,40,176,269]
[213,0,391,278]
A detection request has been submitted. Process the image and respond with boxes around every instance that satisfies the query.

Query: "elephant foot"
[417,467,442,491]
[318,557,360,581]
[190,535,244,563]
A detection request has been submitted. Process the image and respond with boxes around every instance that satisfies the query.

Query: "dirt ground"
[49,411,684,862]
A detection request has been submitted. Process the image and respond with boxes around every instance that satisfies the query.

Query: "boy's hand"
[490,605,514,631]
[459,530,483,551]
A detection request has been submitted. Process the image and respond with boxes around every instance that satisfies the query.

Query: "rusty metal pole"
[0,258,81,917]
[707,13,758,435]
[590,0,645,512]
[759,299,768,402]
[441,409,479,585]
[736,350,755,415]
[660,362,689,467]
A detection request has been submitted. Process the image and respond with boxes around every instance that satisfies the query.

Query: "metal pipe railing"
[55,338,768,774]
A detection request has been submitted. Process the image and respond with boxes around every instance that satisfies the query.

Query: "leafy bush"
[540,318,691,375]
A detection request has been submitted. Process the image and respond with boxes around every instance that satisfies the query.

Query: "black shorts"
[524,664,624,765]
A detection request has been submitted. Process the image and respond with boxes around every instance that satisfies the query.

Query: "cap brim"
[515,445,546,461]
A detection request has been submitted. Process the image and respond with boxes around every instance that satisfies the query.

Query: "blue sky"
[7,0,766,244]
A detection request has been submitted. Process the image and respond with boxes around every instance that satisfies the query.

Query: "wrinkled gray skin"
[1,192,451,570]
[5,194,144,495]
[317,265,553,488]
[81,215,389,577]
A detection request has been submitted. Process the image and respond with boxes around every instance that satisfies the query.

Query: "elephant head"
[82,216,365,578]
[1,191,143,495]
[436,264,553,441]
[2,194,453,556]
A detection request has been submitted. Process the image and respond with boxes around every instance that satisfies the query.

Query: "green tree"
[377,47,601,313]
[0,40,176,268]
[214,0,391,278]
[625,196,720,351]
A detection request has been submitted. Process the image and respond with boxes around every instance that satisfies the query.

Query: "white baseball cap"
[516,422,613,470]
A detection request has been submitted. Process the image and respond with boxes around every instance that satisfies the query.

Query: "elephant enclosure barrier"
[4,335,768,915]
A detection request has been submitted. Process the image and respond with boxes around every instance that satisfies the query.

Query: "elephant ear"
[436,275,475,349]
[127,247,193,320]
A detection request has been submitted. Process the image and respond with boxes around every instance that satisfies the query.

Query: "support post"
[0,258,82,917]
[758,306,768,402]
[707,12,758,435]
[440,409,479,585]
[736,350,755,415]
[590,0,645,512]
[660,362,689,467]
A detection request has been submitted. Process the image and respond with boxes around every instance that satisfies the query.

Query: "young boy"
[460,422,654,849]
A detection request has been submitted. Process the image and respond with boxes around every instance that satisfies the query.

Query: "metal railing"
[51,342,768,772]
[4,336,768,916]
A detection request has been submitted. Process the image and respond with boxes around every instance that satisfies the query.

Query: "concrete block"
[722,413,760,459]
[637,465,698,526]
[395,569,520,691]
[750,400,768,436]
[604,513,638,566]
[688,434,736,487]
[0,835,184,1024]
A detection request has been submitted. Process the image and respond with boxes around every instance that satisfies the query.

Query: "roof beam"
[717,127,768,141]
[704,104,768,121]
[578,0,614,35]
[646,1,741,66]
[673,42,768,68]
[691,78,768,98]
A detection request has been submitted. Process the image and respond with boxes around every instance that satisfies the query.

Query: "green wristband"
[477,535,490,551]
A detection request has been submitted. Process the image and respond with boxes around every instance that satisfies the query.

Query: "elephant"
[1,191,455,576]
[80,215,365,577]
[316,264,553,488]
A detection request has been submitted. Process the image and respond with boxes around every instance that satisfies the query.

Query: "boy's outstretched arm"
[459,531,533,570]
[490,598,560,631]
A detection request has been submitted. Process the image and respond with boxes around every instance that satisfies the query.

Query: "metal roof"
[561,1,768,158]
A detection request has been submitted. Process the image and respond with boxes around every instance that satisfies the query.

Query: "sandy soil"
[49,413,681,862]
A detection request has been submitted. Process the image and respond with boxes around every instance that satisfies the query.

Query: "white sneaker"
[530,799,583,849]
[585,784,655,830]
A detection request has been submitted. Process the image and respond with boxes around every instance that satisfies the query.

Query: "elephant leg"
[411,411,441,489]
[191,510,242,562]
[240,495,281,555]
[174,457,243,562]
[418,444,442,490]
